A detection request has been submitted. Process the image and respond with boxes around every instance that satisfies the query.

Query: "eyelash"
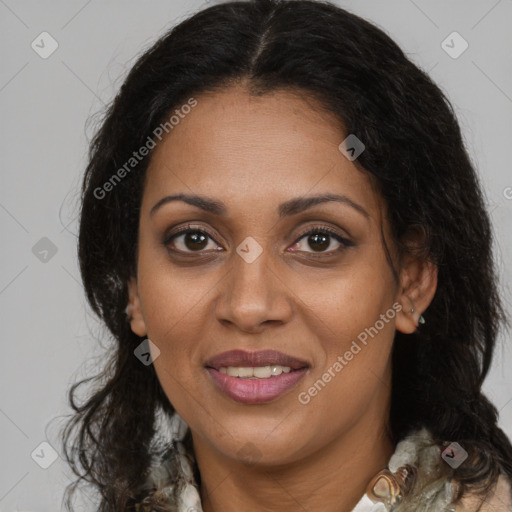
[298,226,354,252]
[163,224,354,256]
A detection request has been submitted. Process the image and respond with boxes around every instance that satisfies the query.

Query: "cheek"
[295,348,393,450]
[142,278,208,414]
[297,254,396,350]
[137,245,217,341]
[296,250,397,401]
[135,260,216,394]
[296,279,396,439]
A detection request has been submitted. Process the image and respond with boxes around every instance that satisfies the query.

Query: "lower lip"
[206,368,308,404]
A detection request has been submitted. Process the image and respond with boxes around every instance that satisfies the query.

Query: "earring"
[409,304,426,325]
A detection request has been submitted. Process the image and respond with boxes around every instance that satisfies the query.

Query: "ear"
[395,228,438,335]
[126,276,147,337]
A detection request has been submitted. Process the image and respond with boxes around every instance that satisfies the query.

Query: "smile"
[205,349,309,404]
[219,365,291,378]
[207,367,308,404]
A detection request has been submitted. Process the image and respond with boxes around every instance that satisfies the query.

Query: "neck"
[193,407,393,512]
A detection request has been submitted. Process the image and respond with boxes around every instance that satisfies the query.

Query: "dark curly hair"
[61,0,512,510]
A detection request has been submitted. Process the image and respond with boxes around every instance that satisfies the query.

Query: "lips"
[205,349,309,371]
[204,349,309,404]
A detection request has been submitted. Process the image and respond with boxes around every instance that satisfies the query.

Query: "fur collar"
[134,413,459,512]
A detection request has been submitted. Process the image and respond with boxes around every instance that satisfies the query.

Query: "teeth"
[254,366,272,378]
[219,365,292,378]
[238,367,253,378]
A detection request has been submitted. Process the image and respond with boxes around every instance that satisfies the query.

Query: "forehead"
[143,85,382,221]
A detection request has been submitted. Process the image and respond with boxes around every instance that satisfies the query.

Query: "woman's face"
[128,85,430,466]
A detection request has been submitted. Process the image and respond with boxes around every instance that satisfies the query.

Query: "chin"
[200,416,314,466]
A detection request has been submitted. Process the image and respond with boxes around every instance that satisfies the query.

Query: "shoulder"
[454,474,512,512]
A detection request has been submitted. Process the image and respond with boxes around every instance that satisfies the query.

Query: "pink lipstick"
[205,349,309,404]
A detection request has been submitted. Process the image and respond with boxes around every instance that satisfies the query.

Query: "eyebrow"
[149,193,370,221]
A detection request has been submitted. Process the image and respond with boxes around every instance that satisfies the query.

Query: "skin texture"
[127,84,438,512]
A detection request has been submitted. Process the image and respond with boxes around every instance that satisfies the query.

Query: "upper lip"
[205,349,309,371]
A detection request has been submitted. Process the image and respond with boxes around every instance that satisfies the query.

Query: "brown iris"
[184,232,208,251]
[308,233,330,252]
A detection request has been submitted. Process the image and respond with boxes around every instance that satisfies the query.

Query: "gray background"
[1,0,511,510]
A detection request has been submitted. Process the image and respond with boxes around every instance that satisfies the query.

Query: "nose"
[214,243,293,334]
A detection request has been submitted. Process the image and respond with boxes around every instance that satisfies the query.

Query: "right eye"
[163,225,223,254]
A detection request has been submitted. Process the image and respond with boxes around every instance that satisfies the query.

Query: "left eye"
[290,228,352,254]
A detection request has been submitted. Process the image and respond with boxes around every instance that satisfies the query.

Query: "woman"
[62,0,512,510]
